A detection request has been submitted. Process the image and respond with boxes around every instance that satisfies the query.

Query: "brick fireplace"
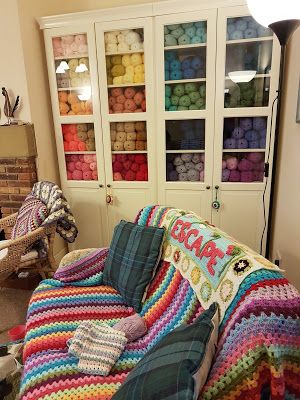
[0,125,37,238]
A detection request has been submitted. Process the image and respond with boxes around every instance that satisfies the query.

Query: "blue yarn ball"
[245,130,259,141]
[170,70,183,80]
[232,127,245,139]
[170,60,181,70]
[169,105,177,111]
[191,36,202,44]
[224,138,237,149]
[165,96,171,109]
[165,70,170,80]
[164,60,170,70]
[260,138,266,148]
[165,85,172,97]
[248,140,259,148]
[236,19,248,31]
[185,26,196,39]
[183,68,196,79]
[191,56,203,70]
[236,138,248,149]
[230,30,244,40]
[165,51,176,62]
[244,28,257,39]
[227,22,236,35]
[168,170,179,181]
[194,21,206,28]
[181,57,191,70]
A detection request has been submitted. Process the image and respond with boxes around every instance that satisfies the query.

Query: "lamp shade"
[247,0,300,27]
[228,70,256,83]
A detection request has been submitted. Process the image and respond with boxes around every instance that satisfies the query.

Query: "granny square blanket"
[20,206,300,400]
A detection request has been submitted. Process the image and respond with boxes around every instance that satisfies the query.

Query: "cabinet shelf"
[166,149,205,153]
[54,54,89,60]
[226,36,273,45]
[223,148,265,153]
[165,78,206,84]
[112,150,147,154]
[57,86,91,91]
[105,49,144,56]
[107,83,145,88]
[65,151,96,154]
[164,43,206,51]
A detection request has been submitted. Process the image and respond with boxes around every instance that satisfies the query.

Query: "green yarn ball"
[185,26,196,39]
[178,34,191,45]
[199,84,206,98]
[168,24,181,30]
[171,95,180,106]
[165,96,171,109]
[179,95,191,107]
[173,84,185,97]
[164,34,177,47]
[189,91,200,103]
[164,26,170,35]
[191,36,201,44]
[195,98,205,109]
[182,22,194,29]
[189,104,198,110]
[165,85,172,97]
[185,82,198,94]
[169,105,178,111]
[177,106,189,111]
[171,27,184,39]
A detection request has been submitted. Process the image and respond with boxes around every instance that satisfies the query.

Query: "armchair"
[0,212,57,281]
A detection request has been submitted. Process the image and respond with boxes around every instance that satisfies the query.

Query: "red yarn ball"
[67,171,73,180]
[75,161,83,170]
[66,161,76,172]
[116,154,128,162]
[92,170,98,180]
[73,134,81,143]
[78,142,87,151]
[130,162,139,172]
[81,162,90,172]
[133,92,144,106]
[135,154,146,164]
[124,87,136,99]
[72,170,83,180]
[62,124,77,135]
[123,160,132,170]
[113,161,123,173]
[64,133,74,143]
[139,163,148,173]
[113,172,123,181]
[116,94,126,104]
[113,103,124,113]
[125,170,136,181]
[136,171,146,181]
[111,88,123,97]
[69,141,79,151]
[124,99,137,112]
[63,142,70,151]
[108,96,116,107]
[83,171,93,180]
[70,155,79,162]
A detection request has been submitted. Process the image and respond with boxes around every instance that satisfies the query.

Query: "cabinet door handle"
[212,185,221,210]
[107,184,111,188]
[106,194,113,204]
[99,184,103,188]
[206,185,211,190]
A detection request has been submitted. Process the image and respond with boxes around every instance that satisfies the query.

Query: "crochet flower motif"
[181,256,190,273]
[226,245,242,257]
[220,279,233,302]
[200,281,212,302]
[191,266,201,285]
[233,259,251,275]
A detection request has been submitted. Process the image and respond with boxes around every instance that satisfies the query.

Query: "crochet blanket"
[20,206,300,399]
[30,181,78,243]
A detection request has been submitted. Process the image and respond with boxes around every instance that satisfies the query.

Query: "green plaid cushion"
[112,303,219,400]
[103,220,165,312]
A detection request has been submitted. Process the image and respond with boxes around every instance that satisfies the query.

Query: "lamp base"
[269,19,300,45]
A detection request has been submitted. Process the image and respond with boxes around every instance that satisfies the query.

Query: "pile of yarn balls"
[52,34,88,57]
[165,51,205,81]
[104,29,143,53]
[56,58,90,89]
[109,87,146,114]
[66,154,98,181]
[222,152,264,182]
[112,154,148,181]
[167,120,205,150]
[167,153,205,181]
[164,22,207,47]
[111,121,147,151]
[63,123,95,152]
[227,16,273,41]
[58,91,93,115]
[165,82,205,111]
[224,117,266,149]
[225,81,264,108]
[106,53,145,86]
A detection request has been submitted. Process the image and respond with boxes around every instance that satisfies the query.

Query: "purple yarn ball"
[236,138,248,149]
[229,170,241,182]
[222,168,230,181]
[232,127,244,139]
[224,138,236,149]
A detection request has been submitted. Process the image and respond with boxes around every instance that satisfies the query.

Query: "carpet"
[0,288,32,344]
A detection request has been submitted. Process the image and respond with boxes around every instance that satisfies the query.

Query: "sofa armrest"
[53,247,109,286]
[0,212,18,230]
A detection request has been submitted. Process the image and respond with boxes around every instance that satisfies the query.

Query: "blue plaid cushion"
[112,303,219,400]
[103,220,164,312]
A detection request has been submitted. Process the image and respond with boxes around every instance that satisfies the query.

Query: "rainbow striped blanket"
[20,206,300,399]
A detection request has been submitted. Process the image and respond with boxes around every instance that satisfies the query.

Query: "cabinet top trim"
[38,0,246,29]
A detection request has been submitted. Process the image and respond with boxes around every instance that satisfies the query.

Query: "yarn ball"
[240,118,252,131]
[238,158,254,171]
[229,170,241,182]
[241,171,254,182]
[195,162,204,172]
[222,160,227,170]
[187,169,200,181]
[124,87,136,99]
[192,153,201,163]
[173,156,183,166]
[247,152,264,163]
[164,34,177,46]
[89,162,97,171]
[176,164,187,173]
[72,170,83,180]
[253,171,264,181]
[222,168,230,182]
[182,68,195,79]
[224,138,236,149]
[236,139,248,149]
[178,34,190,45]
[178,172,188,181]
[125,170,136,181]
[226,157,238,170]
[260,138,266,148]
[253,117,266,131]
[245,130,259,142]
[135,154,146,164]
[232,127,244,139]
[173,84,185,97]
[113,172,123,181]
[113,161,123,173]
[169,170,179,181]
[92,170,98,180]
[249,140,260,148]
[181,153,193,162]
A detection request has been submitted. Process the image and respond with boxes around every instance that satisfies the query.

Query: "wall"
[271,29,300,290]
[0,0,31,125]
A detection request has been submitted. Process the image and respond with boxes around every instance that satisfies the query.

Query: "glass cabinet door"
[224,16,273,108]
[52,33,93,116]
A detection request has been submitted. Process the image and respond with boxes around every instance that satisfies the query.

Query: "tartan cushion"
[54,248,109,285]
[11,195,48,239]
[103,220,164,312]
[112,303,219,400]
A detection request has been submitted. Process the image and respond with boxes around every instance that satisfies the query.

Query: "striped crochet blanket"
[20,206,300,400]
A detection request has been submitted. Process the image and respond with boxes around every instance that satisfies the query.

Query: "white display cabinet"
[40,1,280,254]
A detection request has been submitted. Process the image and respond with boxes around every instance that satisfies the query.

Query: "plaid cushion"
[112,303,219,400]
[11,195,48,239]
[103,220,164,312]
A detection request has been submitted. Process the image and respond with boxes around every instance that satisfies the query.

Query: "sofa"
[20,206,300,400]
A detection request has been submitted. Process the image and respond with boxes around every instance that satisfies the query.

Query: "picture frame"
[297,77,300,123]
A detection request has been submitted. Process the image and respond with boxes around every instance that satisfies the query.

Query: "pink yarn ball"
[112,155,116,162]
[75,161,83,171]
[67,171,73,180]
[113,172,123,181]
[109,96,116,107]
[113,103,124,113]
[238,159,254,172]
[70,155,79,162]
[72,170,83,180]
[78,155,84,162]
[124,99,137,112]
[83,171,93,180]
[67,161,76,172]
[83,155,92,163]
[253,171,264,181]
[111,88,123,97]
[241,171,254,182]
[124,87,136,99]
[247,152,264,163]
[89,162,97,171]
[222,160,226,170]
[253,161,265,172]
[133,92,144,106]
[116,95,126,104]
[52,37,61,48]
[81,162,90,172]
[92,170,98,180]
[229,170,241,182]
[226,157,238,170]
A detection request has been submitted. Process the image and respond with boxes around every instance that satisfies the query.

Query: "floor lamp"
[247,0,300,258]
